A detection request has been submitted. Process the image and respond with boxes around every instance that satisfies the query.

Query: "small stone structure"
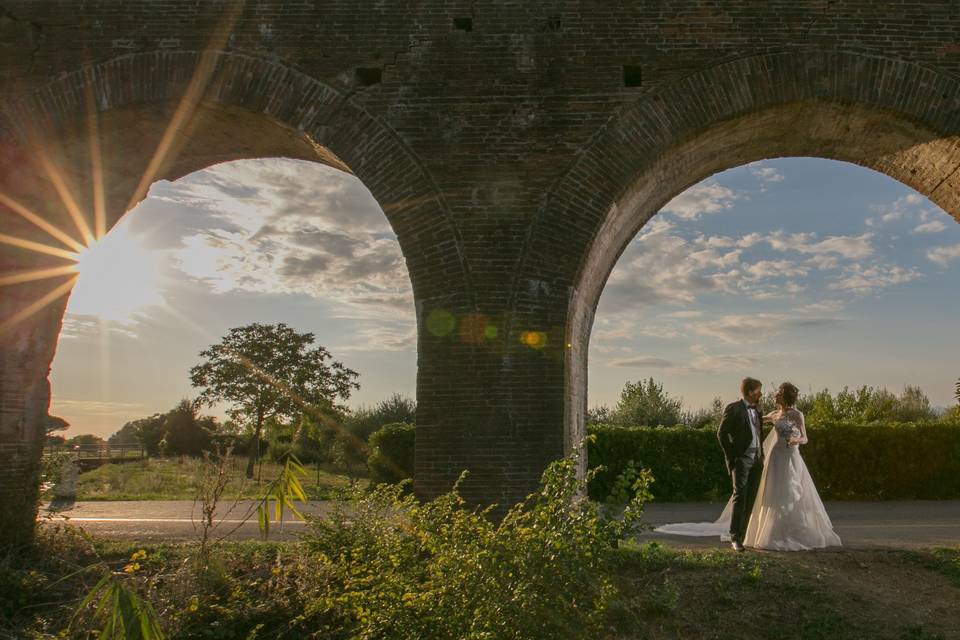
[2,1,960,546]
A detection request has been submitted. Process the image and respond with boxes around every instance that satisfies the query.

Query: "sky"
[48,157,960,438]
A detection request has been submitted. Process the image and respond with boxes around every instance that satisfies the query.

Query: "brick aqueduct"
[2,1,960,545]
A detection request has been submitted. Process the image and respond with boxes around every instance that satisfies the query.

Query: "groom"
[717,377,764,552]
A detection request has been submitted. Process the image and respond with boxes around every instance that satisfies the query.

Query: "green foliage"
[190,322,359,478]
[588,422,960,501]
[611,377,684,427]
[67,433,106,448]
[588,424,729,502]
[257,455,309,540]
[344,393,417,443]
[367,423,415,485]
[806,385,937,424]
[300,444,651,640]
[70,563,165,640]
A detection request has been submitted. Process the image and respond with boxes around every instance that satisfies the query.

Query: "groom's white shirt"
[742,399,760,449]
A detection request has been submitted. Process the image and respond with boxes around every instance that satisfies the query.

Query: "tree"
[611,377,683,427]
[586,405,612,425]
[344,393,417,443]
[190,322,359,478]
[44,414,70,435]
[162,398,216,456]
[955,378,959,405]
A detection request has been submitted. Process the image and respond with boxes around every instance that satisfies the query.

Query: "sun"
[69,218,166,323]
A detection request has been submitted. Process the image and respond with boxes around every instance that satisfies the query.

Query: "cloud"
[912,220,947,234]
[766,231,874,260]
[162,159,415,320]
[609,355,675,368]
[690,313,840,344]
[749,164,785,184]
[665,310,702,319]
[660,181,739,220]
[828,264,921,292]
[927,244,960,267]
[49,399,148,417]
[335,326,417,352]
[679,344,765,374]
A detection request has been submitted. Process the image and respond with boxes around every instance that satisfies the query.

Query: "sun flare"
[69,219,165,323]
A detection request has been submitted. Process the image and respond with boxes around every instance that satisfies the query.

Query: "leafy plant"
[69,549,165,639]
[256,454,308,540]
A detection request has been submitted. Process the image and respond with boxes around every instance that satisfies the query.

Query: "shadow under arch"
[0,50,471,546]
[522,50,960,461]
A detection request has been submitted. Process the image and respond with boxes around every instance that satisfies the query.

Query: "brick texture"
[2,1,960,543]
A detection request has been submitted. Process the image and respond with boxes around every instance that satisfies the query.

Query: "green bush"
[300,446,651,640]
[364,420,960,501]
[588,422,960,501]
[367,423,415,485]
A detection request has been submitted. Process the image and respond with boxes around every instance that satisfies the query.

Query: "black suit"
[717,399,764,543]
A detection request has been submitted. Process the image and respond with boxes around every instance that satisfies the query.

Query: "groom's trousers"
[729,448,763,543]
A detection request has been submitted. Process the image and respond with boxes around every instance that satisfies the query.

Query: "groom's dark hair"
[740,377,762,396]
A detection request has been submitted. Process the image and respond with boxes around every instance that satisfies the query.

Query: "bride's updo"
[777,382,799,407]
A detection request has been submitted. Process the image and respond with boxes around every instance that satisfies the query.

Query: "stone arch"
[512,50,960,459]
[0,50,472,546]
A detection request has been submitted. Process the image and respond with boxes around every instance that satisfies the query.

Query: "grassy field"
[5,533,960,639]
[74,456,367,501]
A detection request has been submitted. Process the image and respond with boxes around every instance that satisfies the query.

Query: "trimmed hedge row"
[367,421,960,501]
[588,422,960,501]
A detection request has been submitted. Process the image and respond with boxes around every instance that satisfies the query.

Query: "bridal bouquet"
[775,420,801,444]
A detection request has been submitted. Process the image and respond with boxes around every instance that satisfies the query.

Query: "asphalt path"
[40,500,960,548]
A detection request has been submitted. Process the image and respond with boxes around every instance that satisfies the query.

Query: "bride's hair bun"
[779,382,799,406]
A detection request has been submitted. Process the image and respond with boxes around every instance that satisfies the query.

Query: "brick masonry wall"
[2,1,960,539]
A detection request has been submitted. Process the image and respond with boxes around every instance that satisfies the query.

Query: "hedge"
[588,422,960,501]
[367,422,415,485]
[367,421,960,501]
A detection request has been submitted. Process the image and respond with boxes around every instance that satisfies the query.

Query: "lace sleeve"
[794,409,808,445]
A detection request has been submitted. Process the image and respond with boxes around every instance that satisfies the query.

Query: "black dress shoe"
[731,540,745,552]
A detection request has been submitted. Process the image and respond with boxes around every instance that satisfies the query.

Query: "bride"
[655,382,842,551]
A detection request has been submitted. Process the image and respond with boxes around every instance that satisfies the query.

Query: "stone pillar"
[0,307,66,548]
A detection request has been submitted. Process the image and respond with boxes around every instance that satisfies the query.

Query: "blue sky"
[589,157,960,412]
[49,157,960,437]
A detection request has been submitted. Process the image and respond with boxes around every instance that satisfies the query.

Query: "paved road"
[41,500,960,548]
[640,501,960,549]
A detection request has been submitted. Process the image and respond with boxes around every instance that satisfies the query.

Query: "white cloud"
[927,244,960,267]
[677,344,765,374]
[744,260,808,280]
[690,313,840,345]
[766,231,874,260]
[912,220,947,234]
[660,181,739,220]
[750,164,785,184]
[665,310,703,319]
[609,355,675,368]
[162,159,415,321]
[828,264,921,292]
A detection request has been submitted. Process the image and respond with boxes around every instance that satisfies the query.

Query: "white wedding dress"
[655,408,841,550]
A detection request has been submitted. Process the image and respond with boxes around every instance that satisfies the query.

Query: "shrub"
[301,444,651,640]
[589,422,960,501]
[362,420,960,502]
[367,423,415,485]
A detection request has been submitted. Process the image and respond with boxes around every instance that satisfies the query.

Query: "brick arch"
[0,49,472,304]
[514,50,960,458]
[0,51,474,546]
